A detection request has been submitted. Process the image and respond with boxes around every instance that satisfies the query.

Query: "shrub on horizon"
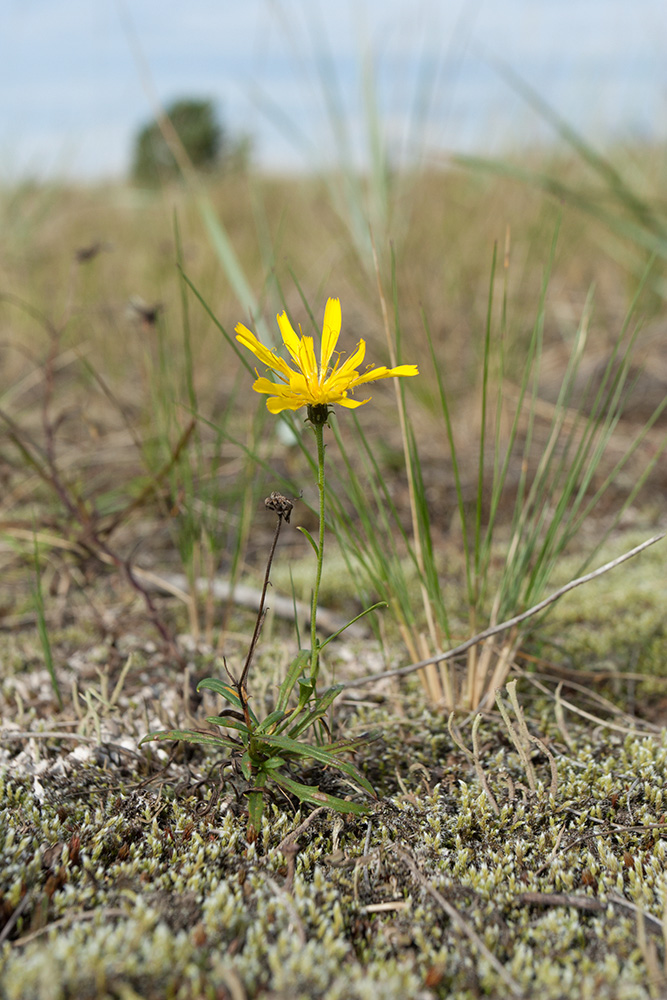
[131,97,225,185]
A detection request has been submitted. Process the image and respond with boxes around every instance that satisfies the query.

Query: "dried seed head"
[264,491,294,523]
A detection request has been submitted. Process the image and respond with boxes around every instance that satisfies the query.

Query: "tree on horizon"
[131,98,223,185]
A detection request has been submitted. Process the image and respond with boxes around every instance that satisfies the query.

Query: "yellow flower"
[235,298,418,416]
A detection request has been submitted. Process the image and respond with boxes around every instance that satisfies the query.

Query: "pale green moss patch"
[2,708,667,1000]
[541,529,667,661]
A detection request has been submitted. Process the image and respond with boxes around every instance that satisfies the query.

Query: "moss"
[1,708,666,999]
[540,529,667,672]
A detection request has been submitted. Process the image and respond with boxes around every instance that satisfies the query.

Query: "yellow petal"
[288,371,310,398]
[352,363,419,386]
[337,395,369,408]
[321,298,341,372]
[330,339,366,385]
[266,395,305,414]
[298,336,319,389]
[340,338,366,370]
[236,323,292,380]
[252,376,287,396]
[235,323,272,364]
[254,378,306,413]
[276,312,302,368]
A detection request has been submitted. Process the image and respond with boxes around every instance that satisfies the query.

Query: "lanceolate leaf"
[296,525,319,557]
[296,677,315,706]
[198,676,259,724]
[318,602,387,649]
[277,650,310,711]
[205,716,251,735]
[255,709,289,735]
[325,731,381,753]
[197,677,242,702]
[247,790,265,832]
[247,771,268,832]
[271,772,370,814]
[261,733,376,798]
[241,751,252,781]
[207,708,247,724]
[286,684,345,738]
[139,729,239,751]
[262,756,286,770]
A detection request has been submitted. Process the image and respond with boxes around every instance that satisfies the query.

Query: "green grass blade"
[420,307,473,601]
[487,59,667,241]
[474,242,497,588]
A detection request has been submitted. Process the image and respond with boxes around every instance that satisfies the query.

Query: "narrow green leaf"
[241,751,253,782]
[271,772,370,815]
[206,716,251,735]
[196,197,259,323]
[207,708,246,724]
[286,684,344,738]
[197,677,241,704]
[294,678,315,715]
[260,733,376,798]
[247,789,265,832]
[325,730,381,753]
[276,649,310,712]
[262,756,286,770]
[319,602,387,650]
[31,533,63,711]
[255,710,288,735]
[296,525,319,557]
[139,729,238,751]
[246,769,269,833]
[198,677,259,725]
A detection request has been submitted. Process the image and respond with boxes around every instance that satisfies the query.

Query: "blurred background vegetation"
[2,81,667,713]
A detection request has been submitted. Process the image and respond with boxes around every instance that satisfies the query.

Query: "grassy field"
[2,142,667,998]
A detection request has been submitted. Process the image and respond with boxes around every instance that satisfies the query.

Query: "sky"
[1,0,667,181]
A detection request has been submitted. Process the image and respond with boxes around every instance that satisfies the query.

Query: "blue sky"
[2,0,667,180]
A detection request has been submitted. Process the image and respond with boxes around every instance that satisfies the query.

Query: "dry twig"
[345,533,664,689]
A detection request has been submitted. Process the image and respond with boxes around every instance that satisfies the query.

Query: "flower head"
[235,298,418,417]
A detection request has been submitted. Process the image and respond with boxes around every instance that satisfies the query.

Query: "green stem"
[310,421,326,682]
